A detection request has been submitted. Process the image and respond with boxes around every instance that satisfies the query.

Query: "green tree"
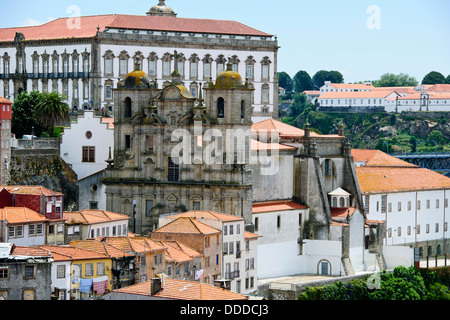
[293,70,313,93]
[422,71,446,85]
[311,70,344,90]
[34,92,70,136]
[277,71,293,92]
[446,75,450,84]
[373,73,418,87]
[427,130,445,146]
[11,91,45,139]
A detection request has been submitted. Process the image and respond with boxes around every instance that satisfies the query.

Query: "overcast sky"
[2,0,449,83]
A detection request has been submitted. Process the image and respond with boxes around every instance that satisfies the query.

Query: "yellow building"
[40,245,112,300]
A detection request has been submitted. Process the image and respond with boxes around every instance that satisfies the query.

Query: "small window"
[82,146,95,163]
[24,266,35,279]
[217,97,225,118]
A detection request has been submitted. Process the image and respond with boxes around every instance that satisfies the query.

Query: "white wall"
[365,189,449,246]
[50,260,72,300]
[60,111,114,180]
[383,244,414,269]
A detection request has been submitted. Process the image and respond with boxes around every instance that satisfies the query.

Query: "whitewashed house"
[60,111,114,180]
[0,207,50,246]
[353,149,450,258]
[319,81,374,94]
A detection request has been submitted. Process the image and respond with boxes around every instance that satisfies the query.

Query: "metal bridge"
[391,152,450,176]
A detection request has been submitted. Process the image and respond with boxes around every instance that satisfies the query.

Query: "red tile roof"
[0,14,271,42]
[0,207,49,224]
[326,83,375,90]
[251,139,298,151]
[167,210,244,222]
[153,217,221,235]
[39,245,110,261]
[356,166,450,194]
[11,245,52,258]
[1,185,63,196]
[112,278,248,300]
[63,209,129,225]
[0,96,12,104]
[252,200,307,213]
[351,149,417,167]
[331,207,357,219]
[319,90,396,99]
[425,84,450,92]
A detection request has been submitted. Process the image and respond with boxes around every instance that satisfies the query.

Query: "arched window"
[340,197,345,208]
[332,197,337,208]
[437,244,442,255]
[217,97,225,118]
[241,100,245,119]
[427,245,433,256]
[124,97,132,118]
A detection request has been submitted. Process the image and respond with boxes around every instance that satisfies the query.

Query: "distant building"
[318,90,400,112]
[0,243,52,300]
[77,169,107,210]
[320,81,374,94]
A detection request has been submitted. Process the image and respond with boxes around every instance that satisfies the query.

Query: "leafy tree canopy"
[293,70,313,93]
[311,70,344,90]
[12,91,45,139]
[278,72,293,92]
[373,73,418,87]
[422,71,446,85]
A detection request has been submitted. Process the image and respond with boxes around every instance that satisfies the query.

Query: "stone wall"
[9,148,78,210]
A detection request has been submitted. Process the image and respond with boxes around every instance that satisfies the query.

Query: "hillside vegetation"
[280,94,450,154]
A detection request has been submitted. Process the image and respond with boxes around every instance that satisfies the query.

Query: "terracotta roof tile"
[0,14,271,42]
[63,209,129,225]
[356,166,450,194]
[251,139,298,151]
[1,185,63,196]
[319,90,396,99]
[252,200,307,213]
[166,210,244,222]
[112,278,247,300]
[39,245,110,261]
[331,207,357,219]
[244,230,262,239]
[11,245,52,258]
[0,96,12,104]
[0,207,49,224]
[153,217,221,235]
[68,239,135,259]
[351,149,416,167]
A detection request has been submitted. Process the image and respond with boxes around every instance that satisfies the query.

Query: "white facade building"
[0,1,279,122]
[320,81,374,94]
[353,149,450,257]
[60,111,114,180]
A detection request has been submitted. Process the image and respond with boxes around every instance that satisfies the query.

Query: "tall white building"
[0,1,279,122]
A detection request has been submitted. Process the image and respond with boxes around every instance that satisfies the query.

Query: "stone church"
[103,58,254,234]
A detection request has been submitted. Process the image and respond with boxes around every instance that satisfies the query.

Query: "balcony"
[225,270,240,280]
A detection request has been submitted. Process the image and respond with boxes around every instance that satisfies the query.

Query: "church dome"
[124,65,151,88]
[147,0,177,16]
[215,62,243,89]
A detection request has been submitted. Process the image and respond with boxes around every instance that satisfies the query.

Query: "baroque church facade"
[104,60,254,234]
[0,1,279,123]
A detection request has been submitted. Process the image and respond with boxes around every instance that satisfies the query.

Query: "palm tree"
[34,92,70,136]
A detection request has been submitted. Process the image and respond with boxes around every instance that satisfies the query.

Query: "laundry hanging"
[79,278,93,293]
[92,276,108,294]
